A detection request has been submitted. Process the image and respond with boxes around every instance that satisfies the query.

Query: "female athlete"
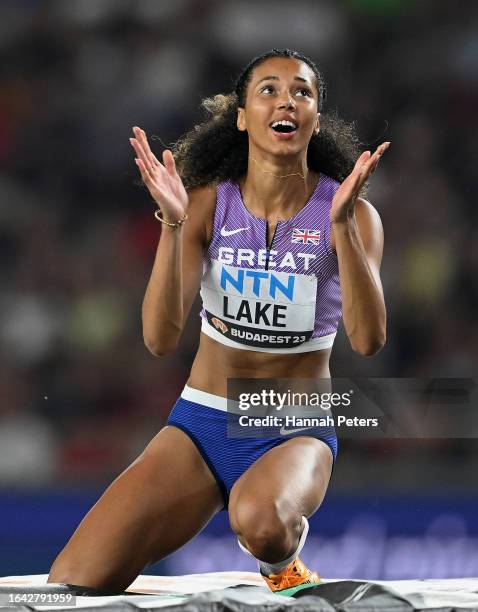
[48,49,388,594]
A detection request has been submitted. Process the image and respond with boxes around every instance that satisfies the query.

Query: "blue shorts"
[166,386,338,510]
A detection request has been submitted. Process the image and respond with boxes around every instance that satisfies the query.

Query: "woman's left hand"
[329,142,390,224]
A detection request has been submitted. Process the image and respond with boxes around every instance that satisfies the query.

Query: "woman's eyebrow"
[256,75,310,85]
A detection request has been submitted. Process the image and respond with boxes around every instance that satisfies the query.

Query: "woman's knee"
[48,553,92,587]
[229,494,301,562]
[48,553,129,592]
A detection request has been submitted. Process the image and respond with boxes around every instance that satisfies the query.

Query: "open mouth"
[270,120,298,134]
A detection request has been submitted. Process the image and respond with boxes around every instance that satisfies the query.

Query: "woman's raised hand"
[330,141,390,225]
[130,126,188,223]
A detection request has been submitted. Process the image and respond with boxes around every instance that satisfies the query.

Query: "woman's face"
[237,57,320,158]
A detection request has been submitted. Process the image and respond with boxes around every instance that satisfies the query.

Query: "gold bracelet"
[154,209,188,228]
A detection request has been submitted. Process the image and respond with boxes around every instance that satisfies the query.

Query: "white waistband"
[180,384,334,417]
[181,385,229,411]
[201,319,336,353]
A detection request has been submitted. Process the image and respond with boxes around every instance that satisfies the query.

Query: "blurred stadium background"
[0,0,477,580]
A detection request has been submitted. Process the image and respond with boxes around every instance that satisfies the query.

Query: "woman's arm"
[329,143,390,356]
[331,198,386,356]
[130,126,215,356]
[141,186,216,355]
[142,187,216,357]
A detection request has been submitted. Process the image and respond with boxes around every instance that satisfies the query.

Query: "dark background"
[0,0,477,579]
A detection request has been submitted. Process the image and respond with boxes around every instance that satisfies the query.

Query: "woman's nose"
[276,93,296,110]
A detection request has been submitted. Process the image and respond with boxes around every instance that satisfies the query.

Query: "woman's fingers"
[130,128,168,183]
[134,126,161,168]
[333,141,390,219]
[130,137,153,173]
[162,150,177,177]
[355,142,390,170]
[357,141,390,181]
[135,157,152,186]
[339,163,364,202]
[131,132,171,200]
[353,150,371,173]
[130,128,154,170]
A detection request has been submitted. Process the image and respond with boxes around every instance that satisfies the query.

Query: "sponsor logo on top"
[220,226,250,237]
[211,317,229,333]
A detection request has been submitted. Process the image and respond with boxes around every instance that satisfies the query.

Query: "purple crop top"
[199,176,342,353]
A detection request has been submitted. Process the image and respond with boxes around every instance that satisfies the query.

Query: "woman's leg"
[228,436,333,565]
[48,426,224,592]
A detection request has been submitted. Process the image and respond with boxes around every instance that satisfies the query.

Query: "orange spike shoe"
[261,558,320,593]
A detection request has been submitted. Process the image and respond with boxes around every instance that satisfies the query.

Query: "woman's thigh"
[229,436,333,527]
[49,426,224,591]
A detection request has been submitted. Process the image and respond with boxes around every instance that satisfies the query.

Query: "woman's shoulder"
[187,179,239,218]
[187,183,217,204]
[186,184,219,246]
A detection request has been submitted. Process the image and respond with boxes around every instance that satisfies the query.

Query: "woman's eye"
[259,85,311,96]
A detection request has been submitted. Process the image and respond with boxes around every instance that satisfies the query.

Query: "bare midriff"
[188,332,332,398]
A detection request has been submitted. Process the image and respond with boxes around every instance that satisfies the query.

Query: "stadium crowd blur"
[0,0,477,490]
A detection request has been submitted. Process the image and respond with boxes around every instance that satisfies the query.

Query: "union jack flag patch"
[291,228,321,245]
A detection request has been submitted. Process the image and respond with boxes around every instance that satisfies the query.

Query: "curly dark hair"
[172,49,361,191]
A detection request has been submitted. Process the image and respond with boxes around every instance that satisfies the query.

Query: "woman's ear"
[237,107,247,132]
[314,112,321,135]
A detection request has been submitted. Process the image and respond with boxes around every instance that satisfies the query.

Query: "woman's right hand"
[130,126,188,223]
